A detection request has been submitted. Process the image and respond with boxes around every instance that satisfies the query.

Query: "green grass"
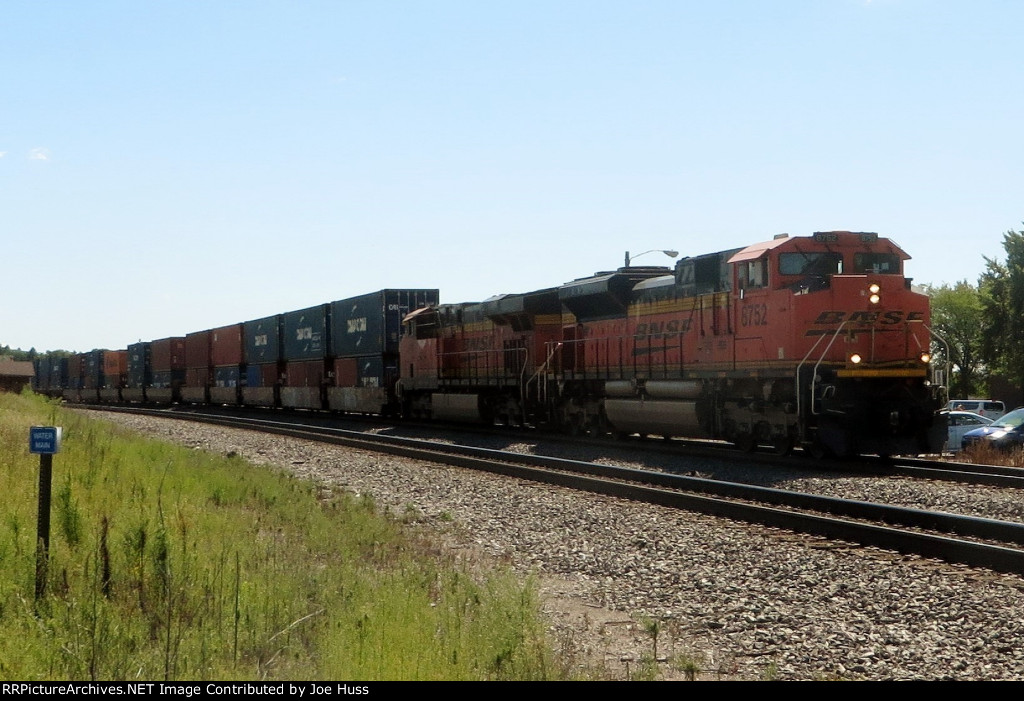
[0,391,558,681]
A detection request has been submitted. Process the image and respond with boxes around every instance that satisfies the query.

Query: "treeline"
[0,346,73,362]
[0,345,37,361]
[928,225,1024,404]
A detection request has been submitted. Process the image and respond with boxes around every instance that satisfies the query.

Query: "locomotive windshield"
[853,252,901,274]
[778,252,843,277]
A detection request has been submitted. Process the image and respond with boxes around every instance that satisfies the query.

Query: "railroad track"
[88,405,1024,576]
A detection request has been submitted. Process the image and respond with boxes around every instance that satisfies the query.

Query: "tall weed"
[0,393,558,681]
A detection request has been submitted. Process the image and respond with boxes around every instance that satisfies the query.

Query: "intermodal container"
[242,363,279,407]
[83,350,105,390]
[51,357,68,391]
[151,371,181,389]
[50,357,68,392]
[214,366,242,387]
[284,359,325,387]
[244,315,282,364]
[151,337,186,372]
[209,366,242,405]
[211,323,244,367]
[185,330,211,370]
[332,356,386,388]
[127,342,152,388]
[34,357,50,392]
[67,354,84,389]
[282,304,329,361]
[281,359,324,410]
[246,363,279,388]
[103,350,127,388]
[330,289,439,358]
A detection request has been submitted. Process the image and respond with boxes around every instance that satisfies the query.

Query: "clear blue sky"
[2,1,1021,353]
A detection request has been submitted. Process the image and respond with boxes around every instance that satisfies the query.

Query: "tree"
[927,281,986,398]
[979,226,1024,405]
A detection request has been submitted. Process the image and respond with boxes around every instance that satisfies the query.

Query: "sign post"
[30,426,61,601]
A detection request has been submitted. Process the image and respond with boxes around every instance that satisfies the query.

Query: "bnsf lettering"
[634,319,691,340]
[812,310,924,325]
[348,317,368,333]
[807,309,925,335]
[813,311,846,325]
[848,311,879,324]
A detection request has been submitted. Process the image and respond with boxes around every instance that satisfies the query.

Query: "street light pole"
[624,249,680,267]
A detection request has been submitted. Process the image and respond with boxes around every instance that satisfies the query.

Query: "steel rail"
[93,406,1024,576]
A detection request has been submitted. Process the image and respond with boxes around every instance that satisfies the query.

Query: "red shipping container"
[103,350,127,378]
[333,358,358,387]
[263,364,280,386]
[186,367,210,386]
[152,337,186,372]
[186,330,211,370]
[285,360,324,387]
[211,323,244,366]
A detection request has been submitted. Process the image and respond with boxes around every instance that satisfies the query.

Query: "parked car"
[961,407,1024,451]
[946,411,993,452]
[946,399,1006,421]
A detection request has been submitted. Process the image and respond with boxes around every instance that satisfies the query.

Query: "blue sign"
[29,426,62,455]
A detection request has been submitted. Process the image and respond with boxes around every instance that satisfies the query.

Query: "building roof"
[0,359,35,378]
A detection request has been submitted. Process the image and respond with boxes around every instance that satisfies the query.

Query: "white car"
[946,410,994,452]
[946,399,1006,421]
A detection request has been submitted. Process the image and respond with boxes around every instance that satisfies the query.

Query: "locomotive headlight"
[868,284,881,304]
[920,352,931,364]
[850,353,862,364]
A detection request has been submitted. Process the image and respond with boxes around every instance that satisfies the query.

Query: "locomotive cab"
[727,231,945,456]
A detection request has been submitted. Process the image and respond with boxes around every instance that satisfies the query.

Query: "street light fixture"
[624,249,679,267]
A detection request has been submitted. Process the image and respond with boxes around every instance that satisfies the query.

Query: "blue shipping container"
[330,289,439,358]
[282,304,329,361]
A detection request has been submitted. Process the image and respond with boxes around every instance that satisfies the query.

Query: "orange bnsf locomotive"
[399,231,947,457]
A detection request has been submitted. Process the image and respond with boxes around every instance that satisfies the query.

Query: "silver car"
[946,410,994,452]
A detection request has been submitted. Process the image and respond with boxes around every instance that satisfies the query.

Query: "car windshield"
[992,409,1024,429]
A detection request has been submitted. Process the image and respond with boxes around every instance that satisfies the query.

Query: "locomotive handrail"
[530,342,563,405]
[794,321,849,427]
[922,323,951,395]
[809,320,851,416]
[794,331,830,427]
[436,347,525,384]
[552,331,687,382]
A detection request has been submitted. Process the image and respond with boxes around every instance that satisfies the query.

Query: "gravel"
[90,411,1024,681]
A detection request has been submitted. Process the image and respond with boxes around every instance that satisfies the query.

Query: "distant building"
[0,358,35,393]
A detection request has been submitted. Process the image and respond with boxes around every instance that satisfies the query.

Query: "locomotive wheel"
[772,436,792,456]
[808,440,829,460]
[734,432,756,453]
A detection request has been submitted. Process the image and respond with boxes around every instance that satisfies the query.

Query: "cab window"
[779,252,843,276]
[738,259,768,289]
[854,253,901,274]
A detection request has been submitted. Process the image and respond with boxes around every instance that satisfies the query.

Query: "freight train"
[34,231,948,457]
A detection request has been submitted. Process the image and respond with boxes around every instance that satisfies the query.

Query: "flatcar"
[399,231,947,457]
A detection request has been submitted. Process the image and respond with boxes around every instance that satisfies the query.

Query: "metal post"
[35,452,53,600]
